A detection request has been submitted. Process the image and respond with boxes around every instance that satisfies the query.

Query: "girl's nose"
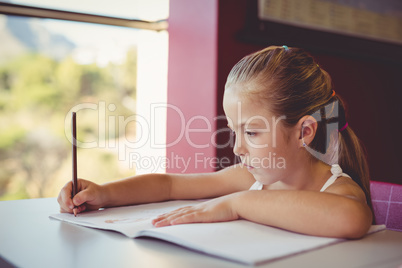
[233,135,247,156]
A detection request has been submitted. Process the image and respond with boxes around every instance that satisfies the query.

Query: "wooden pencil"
[72,112,78,217]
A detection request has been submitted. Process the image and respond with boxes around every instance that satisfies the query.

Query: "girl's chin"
[252,172,280,186]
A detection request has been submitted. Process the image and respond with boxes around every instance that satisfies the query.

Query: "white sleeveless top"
[248,164,351,192]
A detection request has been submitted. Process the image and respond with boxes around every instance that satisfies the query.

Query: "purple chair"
[370,181,402,231]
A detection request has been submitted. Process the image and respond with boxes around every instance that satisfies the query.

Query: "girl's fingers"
[170,212,198,225]
[57,179,95,214]
[152,213,179,226]
[152,218,170,227]
[59,207,70,213]
[152,206,189,221]
[152,197,237,227]
[152,206,200,227]
[72,189,89,207]
[76,204,86,214]
[57,181,74,213]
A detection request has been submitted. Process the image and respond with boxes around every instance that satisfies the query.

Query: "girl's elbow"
[339,204,373,239]
[342,218,371,239]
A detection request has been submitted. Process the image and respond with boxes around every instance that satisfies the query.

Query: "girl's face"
[223,84,299,185]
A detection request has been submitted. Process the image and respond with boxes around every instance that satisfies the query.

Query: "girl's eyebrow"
[228,122,265,129]
[242,122,263,128]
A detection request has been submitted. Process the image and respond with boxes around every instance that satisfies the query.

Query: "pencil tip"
[73,208,77,217]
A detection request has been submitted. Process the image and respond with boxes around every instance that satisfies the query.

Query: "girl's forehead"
[224,85,267,111]
[223,87,274,126]
[224,84,253,103]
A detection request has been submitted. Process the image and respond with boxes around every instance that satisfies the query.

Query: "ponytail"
[339,126,373,214]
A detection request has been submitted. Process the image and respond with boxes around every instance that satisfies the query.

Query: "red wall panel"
[166,0,218,173]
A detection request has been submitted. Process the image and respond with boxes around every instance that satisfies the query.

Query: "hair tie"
[282,45,289,51]
[331,90,336,97]
[339,122,348,132]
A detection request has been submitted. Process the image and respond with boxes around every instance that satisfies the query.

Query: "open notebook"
[50,200,385,265]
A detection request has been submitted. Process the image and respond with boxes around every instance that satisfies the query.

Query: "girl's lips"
[245,164,254,170]
[240,159,254,169]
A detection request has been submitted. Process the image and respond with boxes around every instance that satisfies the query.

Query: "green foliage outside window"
[0,48,138,200]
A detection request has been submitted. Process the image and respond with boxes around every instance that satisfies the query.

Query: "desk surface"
[1,198,401,268]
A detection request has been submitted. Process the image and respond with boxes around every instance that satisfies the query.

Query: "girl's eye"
[245,131,256,136]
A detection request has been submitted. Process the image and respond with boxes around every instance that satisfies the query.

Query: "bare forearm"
[99,165,252,208]
[232,190,372,238]
[102,173,172,207]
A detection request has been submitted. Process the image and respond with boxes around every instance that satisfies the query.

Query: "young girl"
[58,45,373,239]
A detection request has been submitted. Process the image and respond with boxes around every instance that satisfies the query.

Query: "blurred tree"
[121,46,137,98]
[0,44,138,200]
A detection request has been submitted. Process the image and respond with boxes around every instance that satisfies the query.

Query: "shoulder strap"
[249,181,263,190]
[320,172,351,192]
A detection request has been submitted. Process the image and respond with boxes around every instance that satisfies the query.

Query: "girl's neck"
[266,160,331,191]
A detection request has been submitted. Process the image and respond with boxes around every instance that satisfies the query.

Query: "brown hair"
[225,45,373,212]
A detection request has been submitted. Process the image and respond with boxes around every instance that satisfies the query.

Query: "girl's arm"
[232,181,373,238]
[58,164,255,213]
[153,177,373,239]
[102,163,254,206]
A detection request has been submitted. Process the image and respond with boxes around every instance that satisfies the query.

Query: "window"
[0,1,168,200]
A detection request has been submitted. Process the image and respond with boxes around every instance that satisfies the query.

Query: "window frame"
[0,2,168,31]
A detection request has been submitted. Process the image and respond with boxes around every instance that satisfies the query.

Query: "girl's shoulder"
[322,175,367,203]
[321,164,367,202]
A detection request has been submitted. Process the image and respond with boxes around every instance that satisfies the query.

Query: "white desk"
[1,198,401,268]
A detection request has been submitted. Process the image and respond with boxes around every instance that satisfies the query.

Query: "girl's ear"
[297,115,318,148]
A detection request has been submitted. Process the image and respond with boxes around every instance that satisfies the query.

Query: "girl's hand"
[57,179,106,214]
[152,194,240,227]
